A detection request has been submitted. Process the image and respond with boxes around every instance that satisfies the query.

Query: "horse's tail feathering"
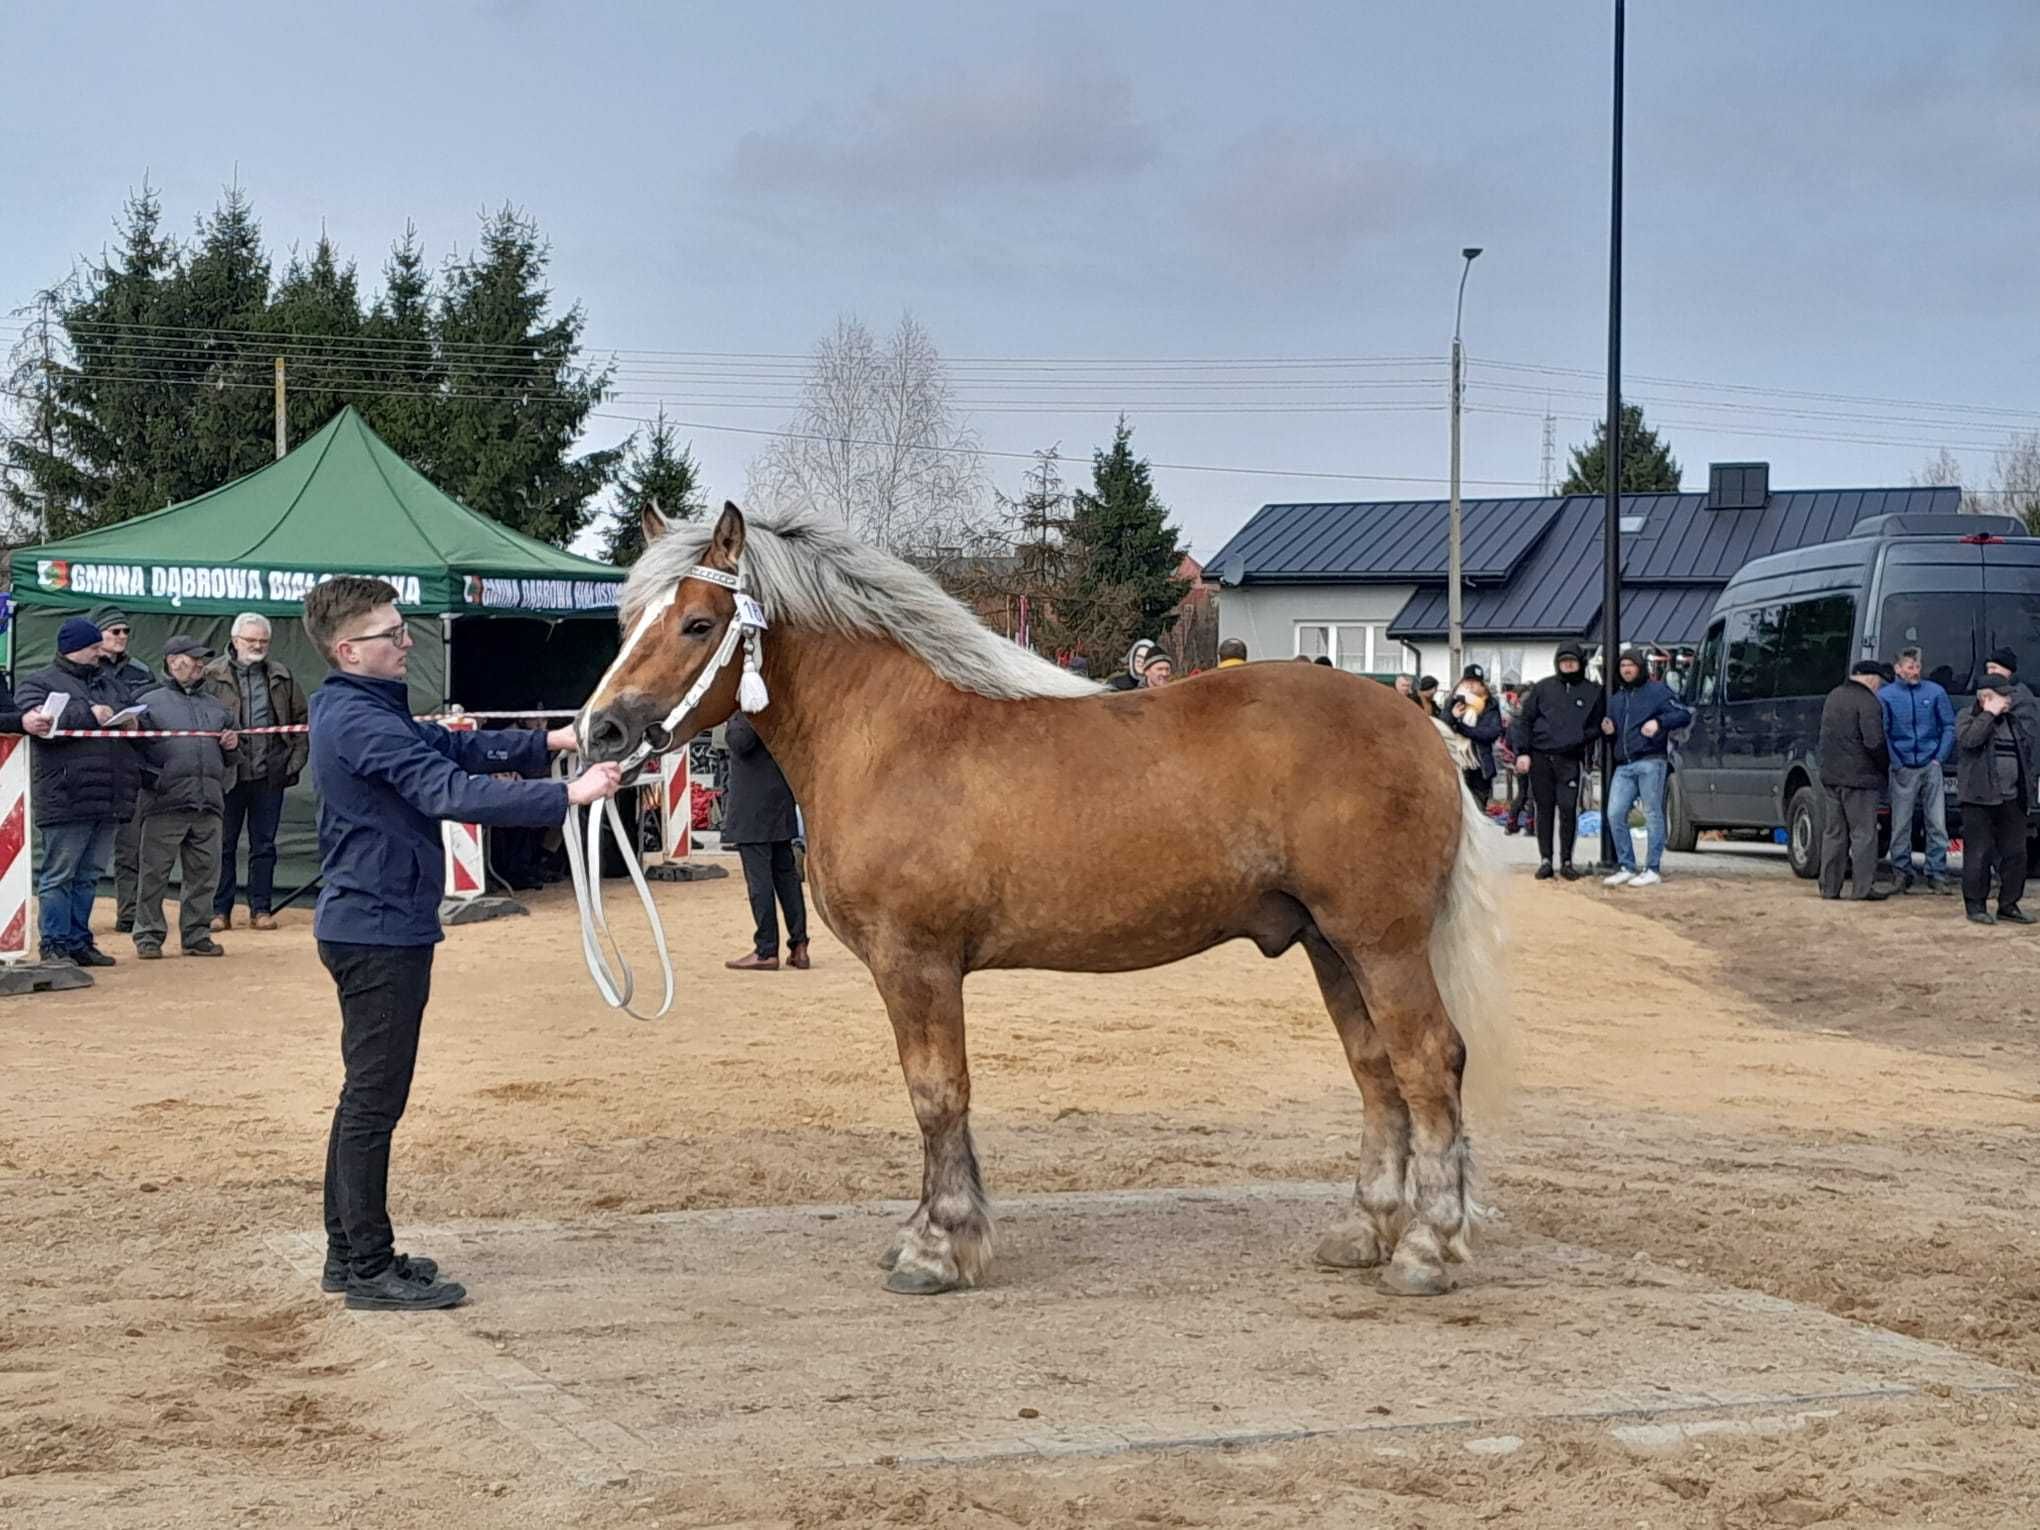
[1430,782,1516,1129]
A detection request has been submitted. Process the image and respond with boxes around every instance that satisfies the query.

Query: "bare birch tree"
[747,314,988,555]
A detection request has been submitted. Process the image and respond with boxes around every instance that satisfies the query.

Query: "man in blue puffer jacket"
[1878,644,1955,894]
[1600,647,1693,888]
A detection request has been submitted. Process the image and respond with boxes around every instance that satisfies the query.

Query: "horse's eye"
[682,617,716,638]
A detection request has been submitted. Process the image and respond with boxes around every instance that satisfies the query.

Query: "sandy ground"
[3,858,2039,1527]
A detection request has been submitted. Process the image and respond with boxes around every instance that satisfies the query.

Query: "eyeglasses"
[343,622,412,649]
[103,627,130,637]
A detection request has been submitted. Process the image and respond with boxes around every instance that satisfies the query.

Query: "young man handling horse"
[302,578,623,1311]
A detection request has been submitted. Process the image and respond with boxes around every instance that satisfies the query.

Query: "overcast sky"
[5,1,2036,557]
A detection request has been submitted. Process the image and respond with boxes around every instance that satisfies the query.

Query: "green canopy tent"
[8,406,627,892]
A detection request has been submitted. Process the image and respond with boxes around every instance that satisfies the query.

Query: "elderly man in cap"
[14,617,144,964]
[1817,660,1892,902]
[132,636,239,959]
[91,606,156,936]
[203,612,309,931]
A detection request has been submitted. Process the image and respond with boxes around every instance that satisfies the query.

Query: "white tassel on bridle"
[567,561,768,1020]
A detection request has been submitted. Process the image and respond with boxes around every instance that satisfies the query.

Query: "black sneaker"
[136,944,163,961]
[343,1266,466,1312]
[75,946,117,968]
[322,1252,440,1294]
[1559,863,1582,881]
[1968,909,1998,926]
[38,946,78,966]
[1535,861,1555,881]
[182,939,225,957]
[1999,906,2037,925]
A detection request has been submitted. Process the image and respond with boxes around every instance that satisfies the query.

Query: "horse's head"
[580,500,751,766]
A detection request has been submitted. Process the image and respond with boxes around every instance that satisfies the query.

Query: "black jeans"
[1528,752,1583,864]
[736,841,807,958]
[320,941,435,1280]
[217,781,286,916]
[1961,798,2029,915]
[1818,784,1881,900]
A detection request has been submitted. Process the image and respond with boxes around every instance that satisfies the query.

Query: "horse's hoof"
[1380,1258,1453,1297]
[1314,1230,1385,1269]
[883,1263,964,1296]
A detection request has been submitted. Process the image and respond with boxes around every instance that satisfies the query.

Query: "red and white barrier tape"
[42,707,584,740]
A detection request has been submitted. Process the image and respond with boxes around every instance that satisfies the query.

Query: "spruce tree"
[1061,418,1190,667]
[168,185,275,499]
[431,205,618,545]
[1559,402,1682,495]
[604,408,703,565]
[266,233,364,445]
[360,223,440,467]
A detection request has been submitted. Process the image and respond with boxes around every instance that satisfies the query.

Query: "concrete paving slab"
[266,1183,2021,1484]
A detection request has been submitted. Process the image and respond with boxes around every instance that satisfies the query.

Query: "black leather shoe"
[1535,861,1555,881]
[136,944,163,961]
[1559,863,1582,881]
[1968,909,1998,926]
[182,939,225,957]
[75,946,117,968]
[1999,906,2037,925]
[323,1252,440,1294]
[343,1267,466,1311]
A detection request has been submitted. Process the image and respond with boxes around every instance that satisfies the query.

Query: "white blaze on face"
[579,585,679,744]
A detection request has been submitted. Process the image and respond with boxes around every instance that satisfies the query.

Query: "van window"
[1774,595,1855,697]
[1691,620,1725,705]
[1724,606,1784,701]
[1882,588,2040,695]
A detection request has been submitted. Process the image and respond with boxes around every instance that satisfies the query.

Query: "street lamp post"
[1448,247,1482,685]
[1598,0,1627,872]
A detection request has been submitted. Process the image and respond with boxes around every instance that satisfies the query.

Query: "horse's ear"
[709,501,747,567]
[640,497,671,547]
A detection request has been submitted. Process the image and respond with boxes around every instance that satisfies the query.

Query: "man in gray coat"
[133,635,239,958]
[721,713,809,972]
[1817,660,1891,902]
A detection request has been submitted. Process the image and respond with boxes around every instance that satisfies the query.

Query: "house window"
[1295,622,1404,673]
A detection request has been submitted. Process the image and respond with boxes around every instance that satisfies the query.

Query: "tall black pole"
[1598,0,1626,871]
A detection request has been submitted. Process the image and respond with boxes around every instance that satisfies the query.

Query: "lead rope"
[564,568,764,1021]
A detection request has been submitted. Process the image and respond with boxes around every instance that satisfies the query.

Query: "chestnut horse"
[581,502,1511,1297]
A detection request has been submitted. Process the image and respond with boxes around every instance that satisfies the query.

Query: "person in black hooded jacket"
[1509,642,1606,879]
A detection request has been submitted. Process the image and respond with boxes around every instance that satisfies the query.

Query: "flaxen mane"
[625,510,1101,702]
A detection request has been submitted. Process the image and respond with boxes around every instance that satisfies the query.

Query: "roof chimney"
[1708,461,1770,511]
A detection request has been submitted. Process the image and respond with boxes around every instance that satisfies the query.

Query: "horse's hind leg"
[1302,930,1411,1270]
[1332,938,1471,1297]
[871,954,992,1295]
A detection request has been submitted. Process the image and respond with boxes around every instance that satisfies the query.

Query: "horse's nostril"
[585,714,629,760]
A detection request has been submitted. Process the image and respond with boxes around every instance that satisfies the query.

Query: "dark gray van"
[1667,512,2040,876]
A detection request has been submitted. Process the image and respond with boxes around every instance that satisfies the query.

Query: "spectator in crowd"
[0,674,57,739]
[1446,673,1502,808]
[14,617,143,965]
[1955,673,2039,926]
[302,577,618,1312]
[1311,655,1332,668]
[1393,674,1415,700]
[1217,638,1248,668]
[1107,638,1158,692]
[204,613,308,931]
[92,606,155,937]
[1600,647,1694,889]
[1067,655,1091,679]
[1143,652,1176,686]
[132,636,238,960]
[1879,645,1956,894]
[1510,643,1604,880]
[723,712,809,972]
[1416,675,1442,716]
[1817,660,1891,902]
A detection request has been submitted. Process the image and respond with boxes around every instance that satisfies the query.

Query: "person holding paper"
[13,617,144,966]
[93,606,155,938]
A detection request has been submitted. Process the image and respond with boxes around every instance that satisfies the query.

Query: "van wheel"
[1787,787,1821,880]
[1665,775,1699,853]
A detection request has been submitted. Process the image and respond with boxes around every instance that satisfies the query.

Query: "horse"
[579,501,1512,1298]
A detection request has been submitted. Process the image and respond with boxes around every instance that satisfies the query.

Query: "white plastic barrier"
[439,715,486,900]
[0,734,30,962]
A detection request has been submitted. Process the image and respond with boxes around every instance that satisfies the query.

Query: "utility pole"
[273,357,287,460]
[1598,0,1627,872]
[1448,247,1482,684]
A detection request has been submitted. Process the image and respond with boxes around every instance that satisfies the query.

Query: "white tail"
[1429,782,1516,1129]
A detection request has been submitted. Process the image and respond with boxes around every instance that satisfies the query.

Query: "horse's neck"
[742,630,951,802]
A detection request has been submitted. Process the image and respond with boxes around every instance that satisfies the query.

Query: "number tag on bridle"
[734,592,769,630]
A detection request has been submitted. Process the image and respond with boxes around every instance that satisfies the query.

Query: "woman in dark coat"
[722,712,810,971]
[1447,676,1503,809]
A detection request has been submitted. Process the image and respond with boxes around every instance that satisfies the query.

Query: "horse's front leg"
[871,954,991,1295]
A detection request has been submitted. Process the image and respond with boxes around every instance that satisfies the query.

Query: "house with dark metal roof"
[1201,462,1962,685]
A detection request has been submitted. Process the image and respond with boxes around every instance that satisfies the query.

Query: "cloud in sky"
[730,58,1158,205]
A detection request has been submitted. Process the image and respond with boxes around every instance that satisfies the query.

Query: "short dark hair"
[1217,637,1248,661]
[304,576,401,660]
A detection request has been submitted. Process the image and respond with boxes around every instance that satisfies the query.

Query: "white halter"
[565,562,768,1020]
